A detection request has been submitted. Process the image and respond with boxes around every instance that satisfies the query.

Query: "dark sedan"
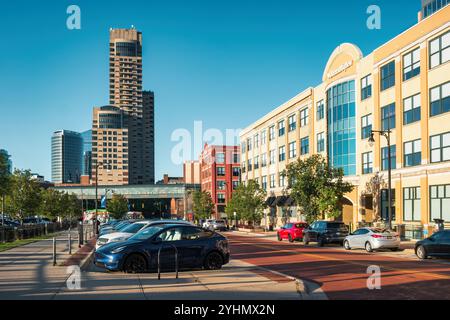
[415,230,450,259]
[94,224,230,273]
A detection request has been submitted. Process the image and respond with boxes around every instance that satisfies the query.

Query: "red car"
[277,222,309,242]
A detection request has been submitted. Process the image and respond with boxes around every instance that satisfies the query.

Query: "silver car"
[343,227,401,252]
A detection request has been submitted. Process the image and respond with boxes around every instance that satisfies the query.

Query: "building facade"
[92,28,155,185]
[240,4,450,238]
[200,144,241,218]
[51,130,83,184]
[183,160,201,184]
[81,130,92,179]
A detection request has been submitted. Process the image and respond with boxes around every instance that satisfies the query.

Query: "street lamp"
[368,129,393,231]
[94,161,111,235]
[233,211,237,230]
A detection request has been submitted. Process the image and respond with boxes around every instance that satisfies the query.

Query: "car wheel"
[204,252,224,270]
[390,248,399,252]
[365,242,373,253]
[288,234,294,243]
[416,245,428,260]
[277,233,282,241]
[303,236,309,245]
[344,240,351,250]
[123,254,147,274]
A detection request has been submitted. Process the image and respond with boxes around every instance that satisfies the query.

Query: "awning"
[285,196,296,206]
[265,196,276,206]
[273,196,289,207]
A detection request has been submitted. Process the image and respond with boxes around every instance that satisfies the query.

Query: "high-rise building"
[0,149,12,174]
[421,0,449,19]
[51,130,83,184]
[92,27,154,185]
[184,160,201,184]
[81,130,92,178]
[200,144,241,218]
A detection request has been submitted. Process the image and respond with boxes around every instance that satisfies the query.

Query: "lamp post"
[233,211,237,230]
[368,129,393,231]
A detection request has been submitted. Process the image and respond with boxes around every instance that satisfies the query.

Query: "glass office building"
[81,130,92,178]
[51,130,83,184]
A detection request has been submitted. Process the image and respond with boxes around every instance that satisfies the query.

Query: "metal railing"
[157,244,179,280]
[0,222,78,243]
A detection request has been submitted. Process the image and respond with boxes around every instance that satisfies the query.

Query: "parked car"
[95,224,230,273]
[415,230,450,260]
[277,222,308,242]
[303,221,349,247]
[23,217,53,225]
[208,219,228,231]
[0,220,20,228]
[96,219,194,250]
[344,227,400,252]
[99,220,136,236]
[202,219,215,229]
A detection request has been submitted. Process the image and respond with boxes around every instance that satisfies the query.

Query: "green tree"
[5,170,42,221]
[225,180,267,226]
[39,189,64,220]
[0,151,12,214]
[107,194,129,220]
[283,154,354,224]
[192,190,215,221]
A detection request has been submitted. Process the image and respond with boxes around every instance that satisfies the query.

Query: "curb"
[61,238,96,269]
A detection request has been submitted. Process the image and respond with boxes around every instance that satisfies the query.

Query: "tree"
[283,154,354,224]
[5,170,42,221]
[0,151,12,214]
[192,190,215,221]
[225,180,267,226]
[39,189,64,220]
[107,194,129,220]
[362,172,386,223]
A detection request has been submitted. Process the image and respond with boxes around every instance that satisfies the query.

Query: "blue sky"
[0,0,419,181]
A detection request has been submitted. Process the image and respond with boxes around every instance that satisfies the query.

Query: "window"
[430,82,450,117]
[241,142,246,153]
[361,74,372,100]
[261,131,267,145]
[270,174,276,188]
[254,134,259,148]
[241,162,246,173]
[247,159,252,171]
[269,150,275,165]
[216,152,225,164]
[279,146,286,162]
[279,175,286,188]
[430,132,450,163]
[233,153,240,163]
[430,184,450,222]
[403,48,421,80]
[300,137,309,155]
[381,103,396,131]
[254,156,259,169]
[217,181,226,191]
[316,100,325,120]
[217,193,226,204]
[317,132,325,152]
[381,61,395,91]
[217,167,225,176]
[381,145,397,171]
[232,181,239,190]
[247,138,252,151]
[261,176,267,191]
[429,31,450,69]
[361,114,372,139]
[362,152,373,174]
[261,153,267,167]
[232,167,240,177]
[300,108,309,127]
[288,114,297,131]
[404,139,422,167]
[278,120,285,137]
[403,94,421,125]
[404,187,421,221]
[289,141,297,158]
[269,126,275,141]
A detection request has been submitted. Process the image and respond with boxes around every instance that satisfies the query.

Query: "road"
[227,233,450,300]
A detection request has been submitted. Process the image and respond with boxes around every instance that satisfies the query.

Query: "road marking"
[229,237,450,281]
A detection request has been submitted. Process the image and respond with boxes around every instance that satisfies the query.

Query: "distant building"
[81,130,92,178]
[157,174,184,185]
[51,130,83,184]
[421,0,449,19]
[0,149,12,174]
[200,144,241,218]
[183,161,201,184]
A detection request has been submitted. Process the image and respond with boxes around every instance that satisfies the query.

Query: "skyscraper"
[0,149,12,174]
[81,130,92,178]
[92,27,154,185]
[51,130,83,184]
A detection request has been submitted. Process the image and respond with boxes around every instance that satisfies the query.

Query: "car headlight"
[110,237,126,243]
[111,246,126,254]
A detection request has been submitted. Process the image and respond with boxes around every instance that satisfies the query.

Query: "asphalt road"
[227,233,450,300]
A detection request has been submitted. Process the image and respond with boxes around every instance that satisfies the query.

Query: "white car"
[202,219,215,229]
[343,227,401,252]
[95,219,194,250]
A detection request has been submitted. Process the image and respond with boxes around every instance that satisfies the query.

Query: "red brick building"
[199,144,240,219]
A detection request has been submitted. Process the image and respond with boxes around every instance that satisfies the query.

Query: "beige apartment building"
[240,5,450,238]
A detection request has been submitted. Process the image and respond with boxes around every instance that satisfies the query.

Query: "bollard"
[68,233,72,255]
[52,237,57,266]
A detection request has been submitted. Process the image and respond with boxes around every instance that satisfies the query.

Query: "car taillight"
[371,234,383,239]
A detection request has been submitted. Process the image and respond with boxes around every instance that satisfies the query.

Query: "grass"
[0,232,61,252]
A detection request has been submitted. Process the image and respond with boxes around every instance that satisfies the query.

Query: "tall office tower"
[51,130,82,184]
[81,130,92,178]
[422,0,449,19]
[92,27,154,185]
[0,149,12,174]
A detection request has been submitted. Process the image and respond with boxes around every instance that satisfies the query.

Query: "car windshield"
[129,225,166,241]
[120,223,146,234]
[114,221,131,230]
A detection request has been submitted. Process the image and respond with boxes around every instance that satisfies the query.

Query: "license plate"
[386,237,392,239]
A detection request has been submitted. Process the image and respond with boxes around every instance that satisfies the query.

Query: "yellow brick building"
[239,5,450,239]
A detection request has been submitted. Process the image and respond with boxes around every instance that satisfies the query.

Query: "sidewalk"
[0,230,94,300]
